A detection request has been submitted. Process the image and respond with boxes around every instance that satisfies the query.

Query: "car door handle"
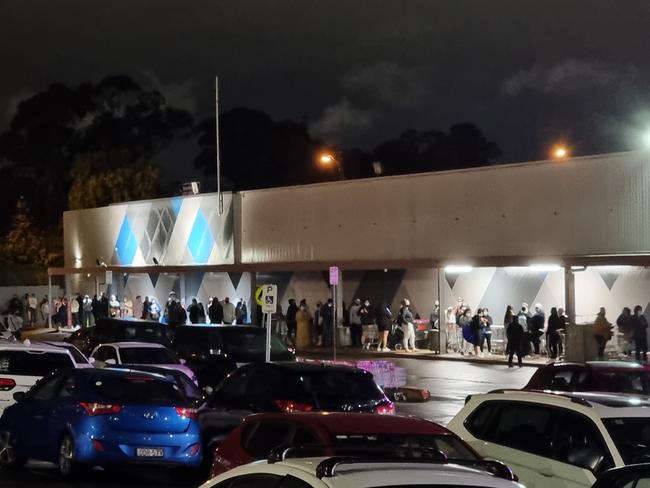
[539,467,554,477]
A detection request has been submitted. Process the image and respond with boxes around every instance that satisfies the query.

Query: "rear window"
[333,433,477,460]
[301,371,383,400]
[119,347,178,364]
[91,376,186,405]
[0,350,74,376]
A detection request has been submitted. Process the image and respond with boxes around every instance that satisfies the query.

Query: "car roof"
[545,361,650,371]
[243,413,451,435]
[479,390,650,418]
[69,367,175,382]
[265,361,368,374]
[268,458,516,487]
[101,342,166,348]
[0,341,72,354]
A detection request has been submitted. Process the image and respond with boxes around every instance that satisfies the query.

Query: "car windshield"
[91,376,186,405]
[603,418,650,464]
[301,371,384,401]
[333,434,478,461]
[0,350,74,376]
[218,328,289,355]
[119,347,178,364]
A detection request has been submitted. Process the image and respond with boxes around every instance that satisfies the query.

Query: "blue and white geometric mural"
[108,194,233,266]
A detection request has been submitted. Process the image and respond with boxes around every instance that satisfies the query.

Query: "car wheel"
[0,429,25,470]
[58,435,81,479]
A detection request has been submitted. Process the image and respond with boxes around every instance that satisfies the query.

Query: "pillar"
[564,267,583,361]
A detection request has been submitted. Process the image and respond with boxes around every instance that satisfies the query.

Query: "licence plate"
[136,447,164,457]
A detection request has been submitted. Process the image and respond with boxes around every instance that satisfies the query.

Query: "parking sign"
[262,284,277,314]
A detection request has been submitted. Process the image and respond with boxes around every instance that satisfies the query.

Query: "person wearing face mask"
[296,299,312,350]
[359,299,374,348]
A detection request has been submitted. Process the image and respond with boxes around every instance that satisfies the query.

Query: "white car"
[200,456,525,488]
[90,341,197,384]
[448,390,650,488]
[0,341,82,414]
[34,341,95,368]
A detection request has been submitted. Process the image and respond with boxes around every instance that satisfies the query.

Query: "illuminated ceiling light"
[444,265,473,273]
[529,264,562,272]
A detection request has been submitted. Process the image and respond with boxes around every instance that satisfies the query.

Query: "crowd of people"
[267,296,424,352]
[1,291,251,333]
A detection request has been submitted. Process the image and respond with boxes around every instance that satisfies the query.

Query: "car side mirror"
[567,447,606,473]
[13,391,26,403]
[482,460,516,481]
[179,358,187,365]
[105,358,116,365]
[88,357,96,365]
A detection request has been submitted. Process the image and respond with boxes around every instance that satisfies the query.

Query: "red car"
[525,361,650,394]
[210,412,487,478]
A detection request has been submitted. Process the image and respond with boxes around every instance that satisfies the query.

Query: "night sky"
[2,0,650,174]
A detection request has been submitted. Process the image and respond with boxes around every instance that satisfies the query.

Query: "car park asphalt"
[0,341,537,488]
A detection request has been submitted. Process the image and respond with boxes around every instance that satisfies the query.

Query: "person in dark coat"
[630,305,648,362]
[188,298,200,324]
[470,309,483,356]
[506,312,525,367]
[529,304,545,357]
[617,307,633,356]
[286,299,299,342]
[167,300,187,327]
[321,299,334,347]
[91,295,101,322]
[208,297,224,324]
[376,301,393,352]
[546,307,563,361]
[197,302,206,324]
[141,296,151,319]
[99,292,109,318]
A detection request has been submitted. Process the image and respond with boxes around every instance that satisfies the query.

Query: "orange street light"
[319,153,335,165]
[551,144,569,160]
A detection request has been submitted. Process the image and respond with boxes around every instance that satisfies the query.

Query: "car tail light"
[273,400,314,413]
[79,402,122,416]
[0,378,16,391]
[189,443,201,456]
[92,439,105,451]
[375,401,395,415]
[175,407,198,419]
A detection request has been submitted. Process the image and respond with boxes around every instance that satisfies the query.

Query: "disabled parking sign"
[262,284,277,314]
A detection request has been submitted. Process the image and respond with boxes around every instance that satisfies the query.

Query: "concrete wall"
[239,151,650,264]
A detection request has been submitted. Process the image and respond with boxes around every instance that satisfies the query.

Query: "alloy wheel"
[0,430,16,467]
[58,436,74,477]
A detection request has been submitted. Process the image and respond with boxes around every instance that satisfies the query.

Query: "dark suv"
[65,318,173,355]
[172,325,295,389]
[210,362,394,416]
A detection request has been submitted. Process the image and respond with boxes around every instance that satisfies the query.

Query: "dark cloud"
[1,0,650,162]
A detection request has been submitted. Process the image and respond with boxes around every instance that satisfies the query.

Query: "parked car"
[210,412,513,479]
[105,364,205,407]
[525,361,650,394]
[90,342,197,384]
[35,341,95,368]
[172,325,295,390]
[65,318,173,355]
[0,368,202,477]
[591,463,650,488]
[0,341,84,414]
[200,454,525,488]
[448,389,650,488]
[210,362,394,416]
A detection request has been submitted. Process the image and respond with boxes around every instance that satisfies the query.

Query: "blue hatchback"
[0,368,202,477]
